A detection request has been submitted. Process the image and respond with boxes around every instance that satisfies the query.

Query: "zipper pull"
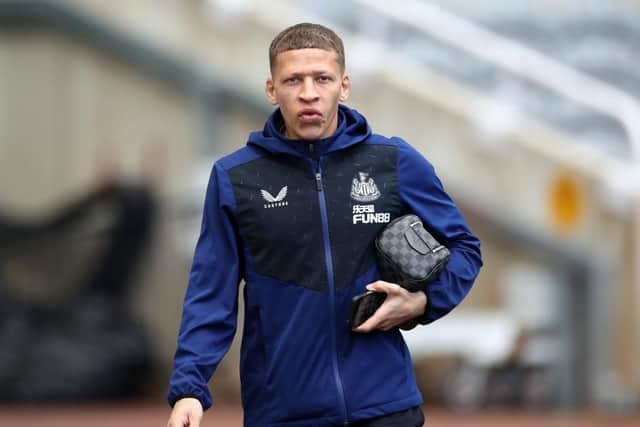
[315,173,322,191]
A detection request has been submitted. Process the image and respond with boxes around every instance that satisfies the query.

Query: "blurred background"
[1,0,640,425]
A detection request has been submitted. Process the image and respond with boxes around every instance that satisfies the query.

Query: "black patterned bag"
[375,214,450,292]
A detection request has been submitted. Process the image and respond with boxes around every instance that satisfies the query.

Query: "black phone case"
[349,291,387,329]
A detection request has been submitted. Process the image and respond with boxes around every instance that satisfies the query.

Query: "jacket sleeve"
[167,162,243,410]
[396,138,482,324]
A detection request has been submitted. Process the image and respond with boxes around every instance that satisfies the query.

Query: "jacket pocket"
[240,306,271,411]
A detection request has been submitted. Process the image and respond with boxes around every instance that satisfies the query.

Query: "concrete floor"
[1,403,639,427]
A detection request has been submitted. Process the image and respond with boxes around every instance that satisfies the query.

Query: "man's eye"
[317,76,331,82]
[285,77,299,84]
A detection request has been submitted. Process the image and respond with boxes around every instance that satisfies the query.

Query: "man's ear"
[265,77,278,105]
[339,73,351,102]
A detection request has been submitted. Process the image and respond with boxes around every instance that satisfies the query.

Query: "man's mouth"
[298,109,323,123]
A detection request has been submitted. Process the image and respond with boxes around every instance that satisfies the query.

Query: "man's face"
[266,48,351,141]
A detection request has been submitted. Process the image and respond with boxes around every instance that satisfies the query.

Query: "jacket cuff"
[418,288,433,325]
[167,387,212,411]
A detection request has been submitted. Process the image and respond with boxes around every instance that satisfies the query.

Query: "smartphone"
[349,291,387,329]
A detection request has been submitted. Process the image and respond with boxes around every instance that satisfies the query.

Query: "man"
[167,23,482,427]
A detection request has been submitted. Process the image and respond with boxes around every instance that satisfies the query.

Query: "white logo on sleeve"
[261,186,288,208]
[350,171,381,202]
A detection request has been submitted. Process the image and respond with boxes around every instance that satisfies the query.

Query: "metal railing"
[355,0,640,162]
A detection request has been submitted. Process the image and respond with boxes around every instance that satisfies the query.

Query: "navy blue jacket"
[168,105,482,426]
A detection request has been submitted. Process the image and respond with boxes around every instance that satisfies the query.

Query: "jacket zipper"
[310,155,349,425]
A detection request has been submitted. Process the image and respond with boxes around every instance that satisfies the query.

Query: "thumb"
[367,280,396,294]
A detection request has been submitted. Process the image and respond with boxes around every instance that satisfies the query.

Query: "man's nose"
[299,78,319,102]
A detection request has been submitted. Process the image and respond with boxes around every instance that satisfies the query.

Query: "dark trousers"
[347,406,425,427]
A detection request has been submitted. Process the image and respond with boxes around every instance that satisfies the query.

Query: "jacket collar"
[247,104,371,158]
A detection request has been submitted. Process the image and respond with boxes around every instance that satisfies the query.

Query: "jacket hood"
[247,104,371,157]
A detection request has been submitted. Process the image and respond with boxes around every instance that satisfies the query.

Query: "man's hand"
[352,281,427,333]
[167,397,203,427]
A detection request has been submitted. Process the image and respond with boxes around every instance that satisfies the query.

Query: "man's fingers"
[167,415,187,427]
[367,280,401,295]
[353,280,420,333]
[352,318,377,333]
[167,398,203,427]
[168,413,200,427]
[352,303,389,332]
[353,281,424,333]
[189,413,202,427]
